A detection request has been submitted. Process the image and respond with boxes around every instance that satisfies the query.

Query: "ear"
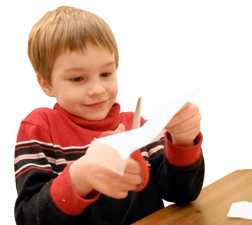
[37,74,55,97]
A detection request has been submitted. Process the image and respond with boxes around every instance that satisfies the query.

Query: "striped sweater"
[14,103,204,225]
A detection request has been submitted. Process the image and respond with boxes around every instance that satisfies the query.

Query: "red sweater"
[14,103,204,225]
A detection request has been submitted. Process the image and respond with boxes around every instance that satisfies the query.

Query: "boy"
[14,6,204,225]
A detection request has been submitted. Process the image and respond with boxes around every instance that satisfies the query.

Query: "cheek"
[112,86,118,97]
[110,80,118,97]
[56,86,80,103]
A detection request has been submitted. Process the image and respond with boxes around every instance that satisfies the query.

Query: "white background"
[0,1,252,224]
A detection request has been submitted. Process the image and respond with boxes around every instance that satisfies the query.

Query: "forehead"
[53,44,115,73]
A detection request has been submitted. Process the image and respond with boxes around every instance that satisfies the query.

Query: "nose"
[87,80,106,97]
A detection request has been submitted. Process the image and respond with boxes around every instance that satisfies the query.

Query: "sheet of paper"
[97,89,199,159]
[86,89,199,174]
[227,201,252,220]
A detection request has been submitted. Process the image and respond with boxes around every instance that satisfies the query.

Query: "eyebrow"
[65,61,115,73]
[101,61,116,68]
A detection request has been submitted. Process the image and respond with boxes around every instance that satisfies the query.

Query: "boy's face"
[41,43,118,120]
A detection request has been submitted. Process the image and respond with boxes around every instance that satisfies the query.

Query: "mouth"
[85,100,108,108]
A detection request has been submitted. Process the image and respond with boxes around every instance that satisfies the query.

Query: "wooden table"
[133,169,252,225]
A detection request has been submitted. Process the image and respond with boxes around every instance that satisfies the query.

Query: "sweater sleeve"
[147,132,204,205]
[14,121,99,225]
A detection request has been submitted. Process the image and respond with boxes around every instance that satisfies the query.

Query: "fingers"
[76,160,143,199]
[121,158,143,190]
[167,102,200,128]
[167,112,201,135]
[170,127,200,146]
[123,172,142,186]
[124,158,142,174]
[104,159,142,196]
[100,170,142,199]
[166,102,201,146]
[114,173,142,194]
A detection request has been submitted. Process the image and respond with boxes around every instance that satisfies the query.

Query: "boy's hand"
[70,157,142,199]
[165,102,201,147]
[69,122,143,199]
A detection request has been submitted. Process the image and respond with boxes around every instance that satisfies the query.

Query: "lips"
[85,100,107,108]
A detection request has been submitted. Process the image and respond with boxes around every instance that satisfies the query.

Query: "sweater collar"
[54,103,121,131]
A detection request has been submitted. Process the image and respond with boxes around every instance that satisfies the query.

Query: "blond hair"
[28,6,119,82]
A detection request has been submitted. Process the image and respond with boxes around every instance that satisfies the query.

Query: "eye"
[70,76,84,82]
[100,72,112,78]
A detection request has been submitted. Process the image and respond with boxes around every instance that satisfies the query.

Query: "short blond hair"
[28,6,119,82]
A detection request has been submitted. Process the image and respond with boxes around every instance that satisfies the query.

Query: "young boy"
[14,6,204,225]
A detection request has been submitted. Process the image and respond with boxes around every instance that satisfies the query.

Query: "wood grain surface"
[132,169,252,225]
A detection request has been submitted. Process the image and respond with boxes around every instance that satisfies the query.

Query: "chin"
[81,104,113,120]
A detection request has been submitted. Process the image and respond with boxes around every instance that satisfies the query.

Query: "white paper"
[85,89,199,174]
[227,201,252,220]
[97,89,199,159]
